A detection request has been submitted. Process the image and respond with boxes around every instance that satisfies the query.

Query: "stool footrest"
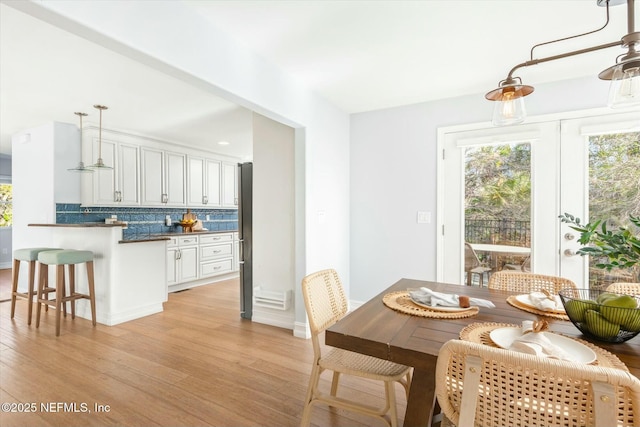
[61,294,91,303]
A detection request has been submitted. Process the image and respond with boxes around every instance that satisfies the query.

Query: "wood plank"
[0,276,405,426]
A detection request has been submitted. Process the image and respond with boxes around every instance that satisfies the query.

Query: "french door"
[437,110,640,288]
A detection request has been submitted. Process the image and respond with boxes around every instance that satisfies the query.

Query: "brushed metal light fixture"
[67,111,93,173]
[486,0,640,126]
[87,104,113,169]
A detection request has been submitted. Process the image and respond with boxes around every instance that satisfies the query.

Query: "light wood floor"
[0,275,407,427]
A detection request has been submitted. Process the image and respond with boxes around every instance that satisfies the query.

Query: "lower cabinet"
[167,235,199,286]
[167,232,237,289]
[200,234,234,278]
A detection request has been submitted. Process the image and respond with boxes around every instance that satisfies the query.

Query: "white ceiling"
[1,0,636,157]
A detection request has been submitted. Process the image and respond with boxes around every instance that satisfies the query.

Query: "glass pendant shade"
[87,104,113,170]
[605,61,640,108]
[491,94,527,126]
[486,79,533,126]
[68,112,93,173]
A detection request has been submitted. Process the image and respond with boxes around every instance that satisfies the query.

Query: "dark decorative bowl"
[559,288,640,343]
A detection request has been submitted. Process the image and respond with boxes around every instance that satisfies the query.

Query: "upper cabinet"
[81,126,239,208]
[85,131,140,206]
[141,148,186,206]
[187,157,221,207]
[221,162,238,208]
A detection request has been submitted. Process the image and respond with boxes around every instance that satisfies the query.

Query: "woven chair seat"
[320,348,410,380]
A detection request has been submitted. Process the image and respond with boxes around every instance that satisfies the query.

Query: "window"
[0,184,12,227]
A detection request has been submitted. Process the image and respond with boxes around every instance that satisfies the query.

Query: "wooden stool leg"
[68,264,76,319]
[10,258,20,319]
[44,268,49,312]
[36,262,47,328]
[26,260,36,325]
[86,261,96,326]
[55,264,64,336]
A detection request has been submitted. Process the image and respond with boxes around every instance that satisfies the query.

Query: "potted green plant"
[559,213,640,281]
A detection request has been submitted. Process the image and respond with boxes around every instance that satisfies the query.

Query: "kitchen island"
[29,223,169,325]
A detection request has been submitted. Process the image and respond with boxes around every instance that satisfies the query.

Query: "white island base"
[29,224,167,326]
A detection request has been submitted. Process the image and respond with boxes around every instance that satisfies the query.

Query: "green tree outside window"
[0,184,13,227]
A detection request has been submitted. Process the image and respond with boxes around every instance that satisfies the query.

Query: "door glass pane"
[464,143,531,286]
[587,132,640,289]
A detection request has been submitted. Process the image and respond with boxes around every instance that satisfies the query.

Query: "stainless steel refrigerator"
[238,162,253,319]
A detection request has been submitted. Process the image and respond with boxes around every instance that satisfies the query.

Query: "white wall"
[12,122,80,288]
[10,1,350,332]
[349,75,613,303]
[252,113,295,328]
[13,122,80,246]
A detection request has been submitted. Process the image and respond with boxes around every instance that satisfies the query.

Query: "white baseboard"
[168,272,239,293]
[0,262,11,269]
[252,308,295,331]
[74,302,164,326]
[294,321,310,339]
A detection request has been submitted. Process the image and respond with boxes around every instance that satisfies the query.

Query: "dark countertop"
[120,229,236,244]
[29,222,128,228]
[29,223,236,244]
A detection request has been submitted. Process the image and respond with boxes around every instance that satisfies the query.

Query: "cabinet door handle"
[203,195,208,204]
[118,191,122,202]
[234,197,238,206]
[214,250,222,254]
[176,249,181,260]
[162,193,168,204]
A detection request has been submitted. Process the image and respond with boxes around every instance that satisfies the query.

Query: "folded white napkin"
[409,287,496,308]
[528,291,565,312]
[508,321,575,362]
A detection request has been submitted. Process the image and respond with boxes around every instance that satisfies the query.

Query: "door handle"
[564,249,576,257]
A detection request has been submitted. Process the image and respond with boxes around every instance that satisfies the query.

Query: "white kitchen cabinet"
[187,157,221,207]
[141,148,186,206]
[91,137,140,205]
[200,233,234,278]
[167,235,199,286]
[221,162,238,207]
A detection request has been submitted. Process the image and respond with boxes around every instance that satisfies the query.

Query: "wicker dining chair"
[606,282,640,296]
[300,269,411,427]
[435,340,640,427]
[487,271,577,294]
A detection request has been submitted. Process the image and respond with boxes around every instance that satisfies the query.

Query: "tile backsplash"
[56,204,238,238]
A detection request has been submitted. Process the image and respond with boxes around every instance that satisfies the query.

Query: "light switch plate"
[417,211,431,224]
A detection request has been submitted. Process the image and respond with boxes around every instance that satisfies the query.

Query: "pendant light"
[67,111,93,173]
[87,104,113,169]
[486,0,640,126]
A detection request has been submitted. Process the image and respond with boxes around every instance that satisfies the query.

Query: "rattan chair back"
[436,340,640,427]
[300,269,412,427]
[606,282,640,296]
[488,271,577,294]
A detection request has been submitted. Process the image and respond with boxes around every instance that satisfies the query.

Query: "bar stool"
[36,249,97,336]
[11,247,61,325]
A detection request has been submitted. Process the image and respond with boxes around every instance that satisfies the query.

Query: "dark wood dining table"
[325,278,640,427]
